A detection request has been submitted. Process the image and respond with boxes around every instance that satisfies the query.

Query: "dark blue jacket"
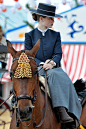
[25,28,62,66]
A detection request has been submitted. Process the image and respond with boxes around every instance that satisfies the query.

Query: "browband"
[13,56,36,62]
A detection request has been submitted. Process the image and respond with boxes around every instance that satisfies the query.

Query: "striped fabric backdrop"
[61,44,86,82]
[2,44,86,83]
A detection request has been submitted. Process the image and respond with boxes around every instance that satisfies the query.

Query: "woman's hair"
[32,13,46,21]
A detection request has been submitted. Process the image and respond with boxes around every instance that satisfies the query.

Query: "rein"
[0,93,13,107]
[36,71,47,128]
[10,51,48,128]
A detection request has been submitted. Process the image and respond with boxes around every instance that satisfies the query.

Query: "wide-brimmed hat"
[29,3,63,18]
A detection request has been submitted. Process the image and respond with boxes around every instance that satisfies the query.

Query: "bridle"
[10,51,38,103]
[10,50,48,128]
[10,51,38,104]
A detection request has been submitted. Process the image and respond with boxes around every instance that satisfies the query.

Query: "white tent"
[54,5,86,43]
[6,24,31,42]
[2,5,86,83]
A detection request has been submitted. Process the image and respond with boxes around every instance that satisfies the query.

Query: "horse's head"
[7,39,40,121]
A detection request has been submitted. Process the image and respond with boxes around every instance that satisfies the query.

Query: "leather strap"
[17,94,33,101]
[36,71,47,128]
[13,56,36,62]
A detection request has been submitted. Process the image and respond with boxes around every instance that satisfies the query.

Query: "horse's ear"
[30,38,41,57]
[6,40,17,57]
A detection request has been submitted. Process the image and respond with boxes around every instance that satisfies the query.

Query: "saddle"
[39,75,50,97]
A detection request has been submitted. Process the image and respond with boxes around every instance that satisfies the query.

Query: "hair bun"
[32,13,37,21]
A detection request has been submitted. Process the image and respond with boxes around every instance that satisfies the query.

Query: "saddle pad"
[39,76,50,97]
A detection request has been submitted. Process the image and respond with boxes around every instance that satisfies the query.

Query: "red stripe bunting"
[62,44,86,82]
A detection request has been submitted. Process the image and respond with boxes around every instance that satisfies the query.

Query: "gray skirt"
[38,67,82,119]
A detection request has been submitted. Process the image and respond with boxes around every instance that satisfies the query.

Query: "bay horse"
[7,39,86,129]
[7,39,61,129]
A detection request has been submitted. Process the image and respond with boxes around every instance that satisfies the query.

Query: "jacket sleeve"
[24,33,43,66]
[52,32,62,67]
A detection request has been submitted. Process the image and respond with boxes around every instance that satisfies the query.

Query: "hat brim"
[29,9,63,18]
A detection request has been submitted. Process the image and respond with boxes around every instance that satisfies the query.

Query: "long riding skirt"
[38,67,82,119]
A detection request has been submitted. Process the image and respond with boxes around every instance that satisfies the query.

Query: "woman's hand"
[43,59,55,70]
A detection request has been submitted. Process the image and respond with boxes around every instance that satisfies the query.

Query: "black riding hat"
[29,3,63,18]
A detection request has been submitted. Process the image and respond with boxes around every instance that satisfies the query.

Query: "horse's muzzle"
[17,107,32,121]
